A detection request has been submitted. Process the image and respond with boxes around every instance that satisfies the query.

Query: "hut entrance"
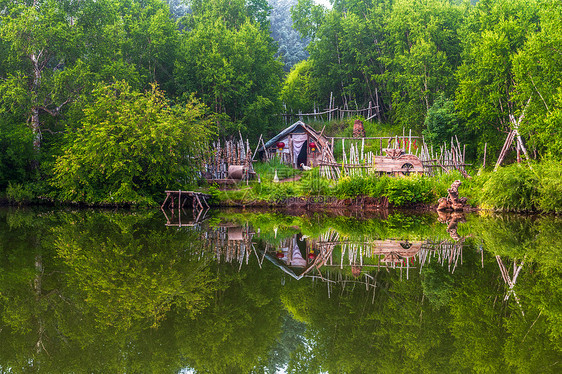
[297,140,308,168]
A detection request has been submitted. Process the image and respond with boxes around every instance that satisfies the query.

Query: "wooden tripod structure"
[495,98,532,171]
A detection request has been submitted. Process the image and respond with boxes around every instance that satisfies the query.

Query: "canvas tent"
[260,121,329,168]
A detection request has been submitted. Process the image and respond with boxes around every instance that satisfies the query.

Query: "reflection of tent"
[263,235,316,279]
[259,121,329,167]
[276,237,308,268]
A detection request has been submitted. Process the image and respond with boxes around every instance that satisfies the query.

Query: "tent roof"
[262,121,323,151]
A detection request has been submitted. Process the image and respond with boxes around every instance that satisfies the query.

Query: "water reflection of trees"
[0,209,560,373]
[199,213,561,373]
[0,209,281,373]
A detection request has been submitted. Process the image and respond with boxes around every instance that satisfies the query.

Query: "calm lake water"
[0,207,560,373]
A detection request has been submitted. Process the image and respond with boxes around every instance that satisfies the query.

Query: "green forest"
[0,0,561,205]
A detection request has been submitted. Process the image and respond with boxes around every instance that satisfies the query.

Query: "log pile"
[202,138,253,183]
[437,180,468,211]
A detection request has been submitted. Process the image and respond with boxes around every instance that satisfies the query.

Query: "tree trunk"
[31,52,42,153]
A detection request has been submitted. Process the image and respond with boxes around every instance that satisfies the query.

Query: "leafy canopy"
[51,81,215,204]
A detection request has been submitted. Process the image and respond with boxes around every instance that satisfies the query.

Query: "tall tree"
[512,0,562,160]
[176,0,283,138]
[0,0,88,153]
[386,0,464,129]
[281,59,314,113]
[455,0,540,156]
[291,0,393,117]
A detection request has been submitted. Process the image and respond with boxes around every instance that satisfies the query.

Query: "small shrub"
[208,184,221,204]
[334,175,372,198]
[385,176,436,207]
[368,176,390,198]
[6,182,34,205]
[298,168,331,196]
[268,182,297,202]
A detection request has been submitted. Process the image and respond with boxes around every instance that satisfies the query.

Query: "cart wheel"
[399,241,412,249]
[401,163,414,175]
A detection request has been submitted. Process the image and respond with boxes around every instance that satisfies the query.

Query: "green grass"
[211,160,562,213]
[253,158,301,182]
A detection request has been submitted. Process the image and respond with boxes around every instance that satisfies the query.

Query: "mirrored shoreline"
[0,207,560,373]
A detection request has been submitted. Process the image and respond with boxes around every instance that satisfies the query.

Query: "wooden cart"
[373,149,424,176]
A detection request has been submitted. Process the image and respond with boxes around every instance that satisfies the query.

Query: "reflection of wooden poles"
[496,255,526,315]
[161,205,209,227]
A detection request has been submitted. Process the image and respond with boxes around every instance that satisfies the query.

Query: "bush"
[479,164,539,212]
[333,174,437,206]
[535,161,562,213]
[422,94,462,147]
[334,175,373,198]
[51,81,215,205]
[266,182,297,202]
[385,175,436,206]
[6,182,34,205]
[298,168,332,196]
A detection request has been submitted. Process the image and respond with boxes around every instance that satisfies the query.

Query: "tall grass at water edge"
[477,161,562,213]
[220,159,561,213]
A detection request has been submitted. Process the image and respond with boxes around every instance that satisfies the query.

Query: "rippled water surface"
[0,207,560,373]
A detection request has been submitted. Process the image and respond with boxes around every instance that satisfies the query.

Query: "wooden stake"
[483,142,487,169]
[408,129,412,154]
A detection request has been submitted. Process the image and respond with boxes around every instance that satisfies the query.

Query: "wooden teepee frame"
[494,98,532,171]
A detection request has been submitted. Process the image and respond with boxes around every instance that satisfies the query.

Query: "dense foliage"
[0,0,282,202]
[51,81,215,205]
[0,0,561,204]
[290,0,561,160]
[175,8,283,138]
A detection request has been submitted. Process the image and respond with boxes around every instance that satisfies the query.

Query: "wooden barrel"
[228,165,245,180]
[228,227,244,241]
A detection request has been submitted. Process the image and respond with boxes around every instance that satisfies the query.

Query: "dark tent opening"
[296,140,308,168]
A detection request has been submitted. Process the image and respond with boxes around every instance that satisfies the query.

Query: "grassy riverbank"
[2,160,560,214]
[211,160,562,214]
